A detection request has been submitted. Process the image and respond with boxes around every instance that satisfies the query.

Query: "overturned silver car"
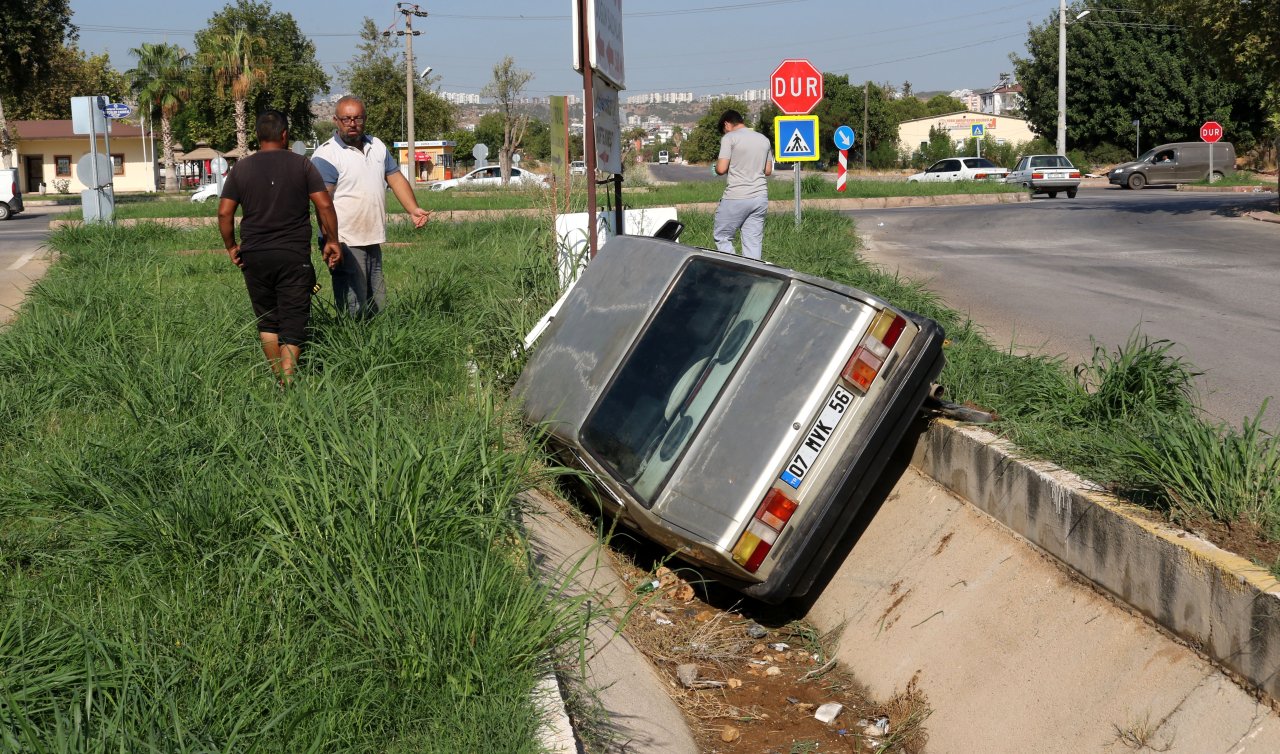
[515,236,944,603]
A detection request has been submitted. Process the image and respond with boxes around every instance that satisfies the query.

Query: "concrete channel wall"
[912,421,1280,701]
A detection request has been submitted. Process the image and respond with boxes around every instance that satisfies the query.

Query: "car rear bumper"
[1030,179,1080,191]
[736,315,946,604]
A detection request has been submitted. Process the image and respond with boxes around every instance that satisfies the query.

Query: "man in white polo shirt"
[312,95,430,318]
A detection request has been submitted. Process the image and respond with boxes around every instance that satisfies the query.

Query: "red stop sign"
[1200,121,1223,143]
[770,59,823,115]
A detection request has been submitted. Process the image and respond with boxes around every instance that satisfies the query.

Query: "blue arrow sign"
[774,115,820,162]
[834,125,855,150]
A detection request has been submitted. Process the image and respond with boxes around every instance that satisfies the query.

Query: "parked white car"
[907,157,1009,183]
[190,182,222,203]
[570,160,587,176]
[429,166,549,191]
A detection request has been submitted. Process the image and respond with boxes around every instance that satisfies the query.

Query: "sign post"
[834,126,855,193]
[971,123,984,159]
[1200,120,1223,183]
[572,0,626,259]
[770,59,823,227]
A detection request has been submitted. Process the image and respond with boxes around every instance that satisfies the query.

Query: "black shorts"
[240,248,316,346]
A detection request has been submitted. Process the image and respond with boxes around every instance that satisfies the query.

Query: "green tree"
[472,112,505,158]
[819,80,898,169]
[683,96,749,163]
[481,56,533,183]
[128,42,192,194]
[204,28,269,155]
[338,18,453,147]
[1011,0,1261,155]
[523,117,550,160]
[0,0,77,168]
[186,0,327,150]
[444,128,477,172]
[1142,0,1280,84]
[4,46,129,120]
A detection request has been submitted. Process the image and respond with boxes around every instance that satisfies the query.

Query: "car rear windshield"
[1030,156,1073,168]
[964,158,998,168]
[581,258,786,504]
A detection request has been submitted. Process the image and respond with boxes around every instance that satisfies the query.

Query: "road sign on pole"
[774,116,819,162]
[833,125,855,151]
[836,149,848,192]
[770,59,823,115]
[1201,121,1223,182]
[104,103,131,119]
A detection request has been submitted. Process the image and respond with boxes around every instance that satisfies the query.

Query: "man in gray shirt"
[713,109,773,260]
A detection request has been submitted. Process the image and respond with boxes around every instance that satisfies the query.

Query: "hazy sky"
[68,0,1053,98]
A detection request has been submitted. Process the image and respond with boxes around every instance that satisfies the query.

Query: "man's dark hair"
[717,109,745,132]
[256,110,289,143]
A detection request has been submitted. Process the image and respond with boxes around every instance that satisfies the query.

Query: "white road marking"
[7,251,35,270]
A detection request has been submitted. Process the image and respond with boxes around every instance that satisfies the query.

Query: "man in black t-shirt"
[218,110,342,383]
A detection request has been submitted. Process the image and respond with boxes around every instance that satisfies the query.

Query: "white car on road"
[907,157,1009,183]
[190,182,222,203]
[429,166,549,191]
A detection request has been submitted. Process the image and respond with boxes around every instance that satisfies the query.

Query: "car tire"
[1067,188,1078,198]
[1127,173,1147,190]
[1048,191,1058,198]
[1210,171,1225,183]
[0,202,10,221]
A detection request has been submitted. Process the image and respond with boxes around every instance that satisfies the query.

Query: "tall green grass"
[0,218,579,751]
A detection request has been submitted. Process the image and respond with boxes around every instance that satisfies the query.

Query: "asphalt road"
[846,186,1280,425]
[0,205,60,326]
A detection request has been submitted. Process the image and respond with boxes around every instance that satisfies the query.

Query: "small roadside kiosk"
[392,140,457,183]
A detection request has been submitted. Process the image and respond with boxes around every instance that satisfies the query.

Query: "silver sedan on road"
[1005,154,1082,198]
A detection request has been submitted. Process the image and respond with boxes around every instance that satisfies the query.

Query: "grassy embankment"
[0,217,589,751]
[60,174,1022,220]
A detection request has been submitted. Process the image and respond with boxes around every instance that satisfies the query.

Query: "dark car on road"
[515,236,944,603]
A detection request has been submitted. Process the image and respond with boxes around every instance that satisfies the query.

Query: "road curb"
[1177,184,1278,193]
[912,420,1280,702]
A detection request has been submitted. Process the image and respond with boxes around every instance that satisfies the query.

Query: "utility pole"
[862,81,868,171]
[387,3,427,182]
[1057,0,1066,155]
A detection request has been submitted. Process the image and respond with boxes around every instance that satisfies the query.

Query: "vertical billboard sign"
[572,0,625,89]
[593,75,622,174]
[550,95,569,177]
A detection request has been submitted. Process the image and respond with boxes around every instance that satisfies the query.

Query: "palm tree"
[127,43,192,195]
[206,28,269,156]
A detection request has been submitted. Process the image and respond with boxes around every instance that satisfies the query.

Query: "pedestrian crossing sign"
[774,115,820,162]
[971,123,985,137]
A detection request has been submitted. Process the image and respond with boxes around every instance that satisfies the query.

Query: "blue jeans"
[331,243,384,318]
[713,196,769,260]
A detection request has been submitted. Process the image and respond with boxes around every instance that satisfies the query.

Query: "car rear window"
[581,259,786,504]
[1030,156,1073,168]
[964,158,998,168]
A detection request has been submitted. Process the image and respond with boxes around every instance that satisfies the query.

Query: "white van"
[0,168,23,221]
[658,151,669,164]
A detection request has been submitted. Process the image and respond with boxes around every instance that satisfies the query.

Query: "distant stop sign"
[1200,121,1223,143]
[770,59,823,115]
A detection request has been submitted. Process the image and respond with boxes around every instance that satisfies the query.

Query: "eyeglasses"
[336,116,366,124]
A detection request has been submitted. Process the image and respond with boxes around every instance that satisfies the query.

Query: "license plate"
[780,385,854,489]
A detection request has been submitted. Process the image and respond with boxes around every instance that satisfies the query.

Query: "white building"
[898,112,1037,155]
[980,84,1024,116]
[949,88,983,112]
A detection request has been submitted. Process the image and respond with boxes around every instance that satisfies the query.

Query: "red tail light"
[842,310,906,392]
[732,489,800,573]
[1069,171,1081,178]
[1032,172,1044,179]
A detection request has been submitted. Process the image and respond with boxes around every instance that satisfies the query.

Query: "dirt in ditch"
[586,518,931,754]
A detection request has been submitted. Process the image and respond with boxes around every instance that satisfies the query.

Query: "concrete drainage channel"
[529,420,1280,752]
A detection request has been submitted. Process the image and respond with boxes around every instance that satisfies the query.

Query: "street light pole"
[1057,0,1067,156]
[1057,2,1090,156]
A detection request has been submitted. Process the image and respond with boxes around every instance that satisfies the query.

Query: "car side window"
[940,160,960,172]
